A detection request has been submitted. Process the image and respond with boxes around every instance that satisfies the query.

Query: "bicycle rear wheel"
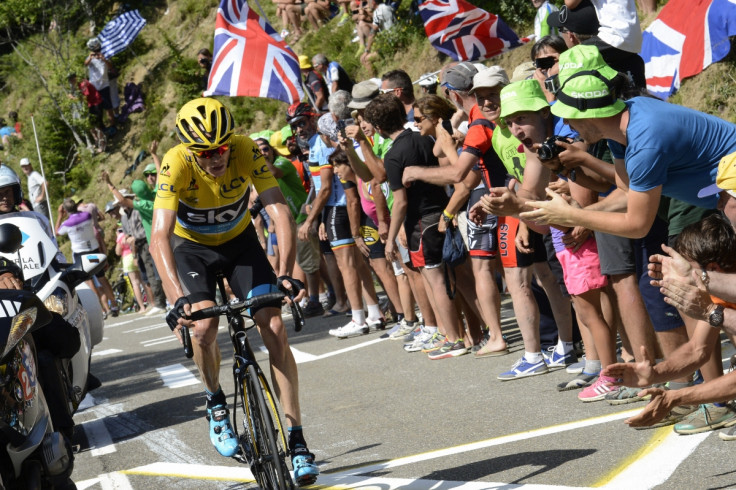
[243,364,294,489]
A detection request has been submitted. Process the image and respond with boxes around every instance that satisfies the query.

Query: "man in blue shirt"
[518,45,736,238]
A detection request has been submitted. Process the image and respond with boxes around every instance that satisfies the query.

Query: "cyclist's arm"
[150,207,186,302]
[260,186,297,277]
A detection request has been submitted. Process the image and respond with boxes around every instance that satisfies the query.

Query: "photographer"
[197,48,213,91]
[84,38,116,130]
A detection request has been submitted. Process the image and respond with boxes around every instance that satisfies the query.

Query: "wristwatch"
[708,304,725,329]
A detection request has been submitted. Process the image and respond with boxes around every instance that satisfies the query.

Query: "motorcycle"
[0,244,75,488]
[0,218,106,416]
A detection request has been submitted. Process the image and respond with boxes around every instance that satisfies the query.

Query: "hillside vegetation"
[0,0,734,260]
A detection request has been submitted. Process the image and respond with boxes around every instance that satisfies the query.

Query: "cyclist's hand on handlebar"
[166,296,193,342]
[277,276,306,303]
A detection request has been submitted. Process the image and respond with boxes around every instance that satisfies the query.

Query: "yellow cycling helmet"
[175,98,235,151]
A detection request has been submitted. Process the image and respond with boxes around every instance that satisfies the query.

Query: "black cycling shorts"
[172,224,280,312]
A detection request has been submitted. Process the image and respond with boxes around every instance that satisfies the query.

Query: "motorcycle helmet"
[285,102,315,124]
[175,98,235,151]
[0,165,23,205]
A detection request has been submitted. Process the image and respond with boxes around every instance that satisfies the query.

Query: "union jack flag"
[418,0,522,62]
[204,0,304,104]
[641,0,736,99]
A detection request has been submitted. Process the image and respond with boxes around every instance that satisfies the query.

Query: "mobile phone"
[441,119,453,134]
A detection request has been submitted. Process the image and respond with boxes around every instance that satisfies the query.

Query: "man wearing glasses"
[380,69,416,122]
[150,98,320,486]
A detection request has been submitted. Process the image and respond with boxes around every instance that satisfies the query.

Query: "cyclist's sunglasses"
[534,56,558,70]
[194,144,229,159]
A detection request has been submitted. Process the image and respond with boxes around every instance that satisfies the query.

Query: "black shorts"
[99,86,113,110]
[466,187,498,260]
[407,212,444,269]
[325,205,354,251]
[359,214,385,259]
[595,231,636,276]
[172,225,280,311]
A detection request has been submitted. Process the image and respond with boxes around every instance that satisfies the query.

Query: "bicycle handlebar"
[178,292,304,359]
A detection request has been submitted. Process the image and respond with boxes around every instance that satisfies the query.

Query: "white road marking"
[104,318,140,328]
[157,364,200,388]
[92,349,122,357]
[124,324,165,334]
[82,416,116,456]
[142,336,179,347]
[600,430,710,488]
[78,393,98,412]
[283,337,390,364]
[98,471,134,490]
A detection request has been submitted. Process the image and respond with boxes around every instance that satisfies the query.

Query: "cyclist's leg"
[173,237,238,457]
[228,226,318,483]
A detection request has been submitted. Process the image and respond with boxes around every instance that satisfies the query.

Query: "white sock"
[556,340,574,355]
[366,303,382,320]
[352,309,366,325]
[525,351,543,363]
[424,325,438,334]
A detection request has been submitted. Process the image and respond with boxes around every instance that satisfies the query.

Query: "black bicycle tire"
[245,364,292,490]
[256,370,294,489]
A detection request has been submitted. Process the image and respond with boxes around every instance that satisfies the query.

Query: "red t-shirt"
[462,104,506,189]
[79,80,102,107]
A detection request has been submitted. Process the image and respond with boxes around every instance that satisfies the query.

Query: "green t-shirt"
[131,179,155,242]
[491,123,526,183]
[273,156,308,224]
[372,134,395,210]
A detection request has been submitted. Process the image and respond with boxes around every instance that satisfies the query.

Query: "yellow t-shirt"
[154,135,278,246]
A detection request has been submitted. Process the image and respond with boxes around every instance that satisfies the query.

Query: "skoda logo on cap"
[500,91,517,100]
[570,89,610,99]
[560,62,583,70]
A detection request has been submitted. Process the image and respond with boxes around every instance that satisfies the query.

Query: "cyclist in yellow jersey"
[150,98,319,486]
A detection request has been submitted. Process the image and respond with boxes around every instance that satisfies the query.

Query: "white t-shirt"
[590,0,642,53]
[87,58,109,91]
[373,4,395,31]
[26,170,45,204]
[57,212,99,253]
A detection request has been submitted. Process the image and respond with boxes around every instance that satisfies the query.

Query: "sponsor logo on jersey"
[178,190,249,228]
[186,177,199,191]
[219,176,249,199]
[160,163,171,177]
[159,183,174,193]
[252,164,271,179]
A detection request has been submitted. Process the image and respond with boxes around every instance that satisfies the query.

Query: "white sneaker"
[329,320,369,339]
[403,327,434,352]
[280,29,289,38]
[144,306,164,316]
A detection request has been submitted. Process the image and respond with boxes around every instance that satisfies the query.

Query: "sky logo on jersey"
[177,190,250,235]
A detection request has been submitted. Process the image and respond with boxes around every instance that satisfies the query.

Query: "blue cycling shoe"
[206,405,239,457]
[291,446,319,486]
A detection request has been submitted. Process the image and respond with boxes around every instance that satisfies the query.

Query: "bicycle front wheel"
[243,364,293,489]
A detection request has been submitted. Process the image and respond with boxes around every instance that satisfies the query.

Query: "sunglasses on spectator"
[144,172,157,177]
[380,87,397,94]
[194,144,229,159]
[534,56,558,70]
[414,115,428,123]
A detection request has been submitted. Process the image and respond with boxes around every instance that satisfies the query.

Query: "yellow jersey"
[154,135,279,246]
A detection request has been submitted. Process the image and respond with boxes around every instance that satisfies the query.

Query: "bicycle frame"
[183,274,297,489]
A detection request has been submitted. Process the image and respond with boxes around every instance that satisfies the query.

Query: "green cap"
[550,45,626,120]
[499,79,549,119]
[249,130,274,141]
[143,163,157,174]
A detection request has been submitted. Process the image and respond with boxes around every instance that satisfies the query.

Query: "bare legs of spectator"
[504,266,541,353]
[85,279,110,316]
[610,273,661,362]
[403,263,435,327]
[533,261,574,345]
[128,270,146,312]
[333,246,371,325]
[469,257,505,350]
[453,261,487,346]
[571,289,617,367]
[368,256,404,320]
[96,275,117,314]
[656,326,694,384]
[321,253,348,311]
[420,266,463,343]
[395,271,417,322]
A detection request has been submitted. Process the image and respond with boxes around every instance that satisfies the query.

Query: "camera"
[544,74,560,95]
[537,135,571,161]
[337,118,355,137]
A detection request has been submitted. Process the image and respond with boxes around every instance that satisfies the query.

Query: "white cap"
[19,158,30,166]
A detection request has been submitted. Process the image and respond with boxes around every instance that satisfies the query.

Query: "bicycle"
[179,274,305,489]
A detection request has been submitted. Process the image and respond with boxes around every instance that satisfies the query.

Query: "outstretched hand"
[601,346,656,388]
[519,188,575,227]
[624,388,674,427]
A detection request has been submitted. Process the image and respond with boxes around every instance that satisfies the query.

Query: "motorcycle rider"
[0,165,82,440]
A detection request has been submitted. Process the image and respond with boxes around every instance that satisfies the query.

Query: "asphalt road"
[72,300,736,489]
